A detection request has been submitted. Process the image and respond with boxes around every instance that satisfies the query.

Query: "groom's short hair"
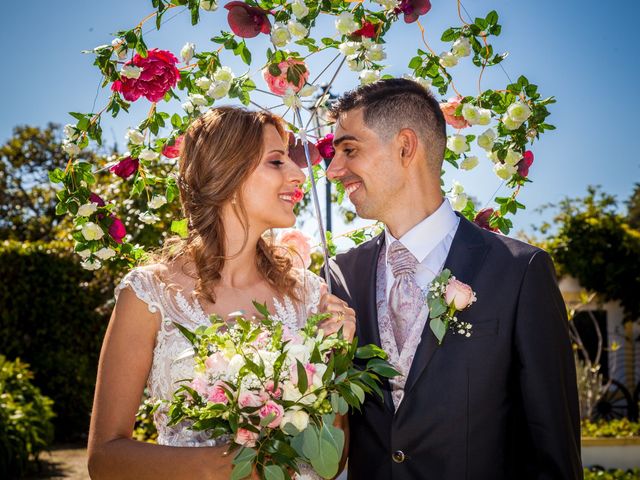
[329,78,446,172]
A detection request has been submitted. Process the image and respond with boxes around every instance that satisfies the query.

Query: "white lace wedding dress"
[114,265,323,479]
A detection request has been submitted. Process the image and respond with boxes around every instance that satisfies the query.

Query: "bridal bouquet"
[168,303,397,480]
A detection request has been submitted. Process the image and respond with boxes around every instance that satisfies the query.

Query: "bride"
[87,106,355,479]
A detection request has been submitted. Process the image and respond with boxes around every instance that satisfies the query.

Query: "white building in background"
[559,276,640,413]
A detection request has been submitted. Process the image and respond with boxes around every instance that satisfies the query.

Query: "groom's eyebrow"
[333,135,359,147]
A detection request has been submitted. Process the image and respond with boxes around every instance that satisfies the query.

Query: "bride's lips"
[278,188,303,206]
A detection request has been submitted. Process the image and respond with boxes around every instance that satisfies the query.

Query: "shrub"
[582,419,640,438]
[0,355,55,478]
[584,468,640,480]
[0,240,117,440]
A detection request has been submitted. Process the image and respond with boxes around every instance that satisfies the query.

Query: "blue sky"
[1,0,638,243]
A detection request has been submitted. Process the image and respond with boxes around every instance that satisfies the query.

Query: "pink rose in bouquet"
[276,228,312,269]
[258,401,284,428]
[208,381,230,404]
[235,428,259,448]
[263,58,309,96]
[111,49,180,103]
[239,390,263,408]
[440,96,469,129]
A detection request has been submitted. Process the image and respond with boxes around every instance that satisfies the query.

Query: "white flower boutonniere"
[427,269,477,345]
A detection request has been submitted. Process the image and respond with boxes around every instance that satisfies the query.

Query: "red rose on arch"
[517,150,534,178]
[109,216,127,244]
[225,1,271,38]
[353,21,377,39]
[395,0,432,23]
[316,133,335,160]
[111,49,180,103]
[109,156,139,179]
[162,135,184,159]
[473,208,499,233]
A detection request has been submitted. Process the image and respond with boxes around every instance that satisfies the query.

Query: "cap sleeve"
[114,267,166,318]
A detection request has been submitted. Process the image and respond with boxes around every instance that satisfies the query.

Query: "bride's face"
[240,124,306,230]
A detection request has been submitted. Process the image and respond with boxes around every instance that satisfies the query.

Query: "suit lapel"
[402,214,491,395]
[355,233,385,348]
[352,233,397,412]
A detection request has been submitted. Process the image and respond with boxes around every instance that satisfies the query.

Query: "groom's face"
[328,108,402,221]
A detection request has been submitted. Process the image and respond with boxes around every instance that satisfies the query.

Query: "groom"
[326,79,582,479]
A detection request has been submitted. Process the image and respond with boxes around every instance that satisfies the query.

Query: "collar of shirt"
[384,198,459,264]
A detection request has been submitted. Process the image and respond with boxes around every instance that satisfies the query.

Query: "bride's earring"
[231,194,237,205]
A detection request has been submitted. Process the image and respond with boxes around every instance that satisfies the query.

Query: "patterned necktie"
[387,240,423,352]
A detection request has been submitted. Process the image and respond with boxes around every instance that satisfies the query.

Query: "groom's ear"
[397,128,419,167]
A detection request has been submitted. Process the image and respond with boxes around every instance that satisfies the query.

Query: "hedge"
[0,240,116,441]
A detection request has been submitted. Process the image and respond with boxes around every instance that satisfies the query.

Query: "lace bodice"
[114,266,323,450]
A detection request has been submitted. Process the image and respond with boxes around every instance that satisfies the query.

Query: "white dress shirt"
[384,198,460,301]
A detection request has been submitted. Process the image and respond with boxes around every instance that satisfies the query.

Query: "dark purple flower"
[109,216,126,244]
[517,150,534,178]
[473,208,499,232]
[395,0,432,23]
[316,134,335,160]
[224,1,271,38]
[109,156,139,179]
[89,193,106,207]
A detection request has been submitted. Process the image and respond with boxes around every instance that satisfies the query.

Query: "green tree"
[545,186,640,322]
[626,182,640,230]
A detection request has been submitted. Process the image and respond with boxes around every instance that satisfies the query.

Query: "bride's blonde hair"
[144,106,299,304]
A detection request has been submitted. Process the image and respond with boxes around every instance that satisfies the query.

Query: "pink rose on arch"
[235,428,259,448]
[316,133,335,160]
[108,216,126,244]
[109,156,139,179]
[258,401,284,428]
[473,208,499,233]
[445,278,476,310]
[263,58,309,96]
[225,1,271,38]
[276,228,312,269]
[440,96,469,130]
[517,150,534,178]
[162,135,184,159]
[395,0,432,23]
[111,49,180,103]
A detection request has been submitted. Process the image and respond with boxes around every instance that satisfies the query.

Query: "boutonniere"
[427,269,477,345]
